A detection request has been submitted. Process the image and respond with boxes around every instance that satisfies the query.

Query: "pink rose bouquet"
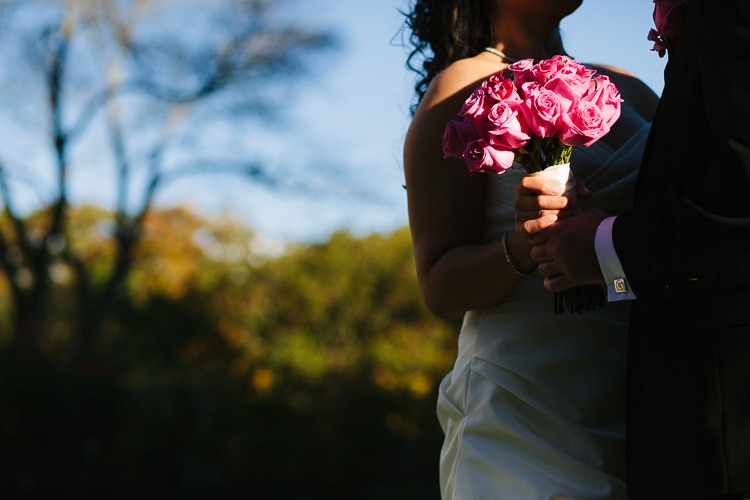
[443,55,621,175]
[648,0,687,57]
[442,55,623,314]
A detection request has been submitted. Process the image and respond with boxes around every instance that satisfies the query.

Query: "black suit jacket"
[612,1,750,497]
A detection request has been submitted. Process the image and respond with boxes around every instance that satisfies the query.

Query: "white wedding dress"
[437,123,652,500]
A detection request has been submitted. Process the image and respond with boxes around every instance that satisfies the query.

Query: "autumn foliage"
[0,206,458,498]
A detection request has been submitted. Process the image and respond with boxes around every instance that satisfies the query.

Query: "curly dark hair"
[404,0,492,111]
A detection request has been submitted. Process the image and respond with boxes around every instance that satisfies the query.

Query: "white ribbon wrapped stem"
[528,162,576,203]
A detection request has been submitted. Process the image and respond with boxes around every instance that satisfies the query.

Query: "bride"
[402,0,658,498]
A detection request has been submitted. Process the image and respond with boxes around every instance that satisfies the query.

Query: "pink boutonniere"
[648,0,688,57]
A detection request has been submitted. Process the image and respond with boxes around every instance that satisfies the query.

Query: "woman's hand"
[514,175,591,240]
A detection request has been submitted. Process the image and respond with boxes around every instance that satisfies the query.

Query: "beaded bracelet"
[501,231,537,277]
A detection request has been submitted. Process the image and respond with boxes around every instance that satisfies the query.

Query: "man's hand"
[530,210,608,291]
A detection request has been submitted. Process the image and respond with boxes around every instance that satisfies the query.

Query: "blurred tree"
[1,205,457,497]
[0,0,333,363]
[239,228,457,395]
[113,222,456,497]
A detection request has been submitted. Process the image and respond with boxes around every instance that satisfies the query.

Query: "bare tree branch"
[0,0,336,353]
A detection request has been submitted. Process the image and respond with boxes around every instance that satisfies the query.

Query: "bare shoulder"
[406,55,504,161]
[589,63,660,121]
[418,55,504,112]
[405,57,493,166]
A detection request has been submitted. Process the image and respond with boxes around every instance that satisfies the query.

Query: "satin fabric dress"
[437,123,651,500]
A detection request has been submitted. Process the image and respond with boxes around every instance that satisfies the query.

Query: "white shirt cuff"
[594,216,636,302]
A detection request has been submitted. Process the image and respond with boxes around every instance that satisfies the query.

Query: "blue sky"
[163,0,667,244]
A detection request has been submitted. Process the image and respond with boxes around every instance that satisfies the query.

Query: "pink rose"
[654,0,686,37]
[442,119,478,159]
[507,58,536,88]
[559,101,607,147]
[487,101,530,150]
[584,75,623,130]
[529,54,568,84]
[543,74,590,110]
[650,0,687,57]
[465,139,515,175]
[483,73,522,104]
[519,80,540,97]
[458,87,492,120]
[557,58,597,81]
[518,87,564,139]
